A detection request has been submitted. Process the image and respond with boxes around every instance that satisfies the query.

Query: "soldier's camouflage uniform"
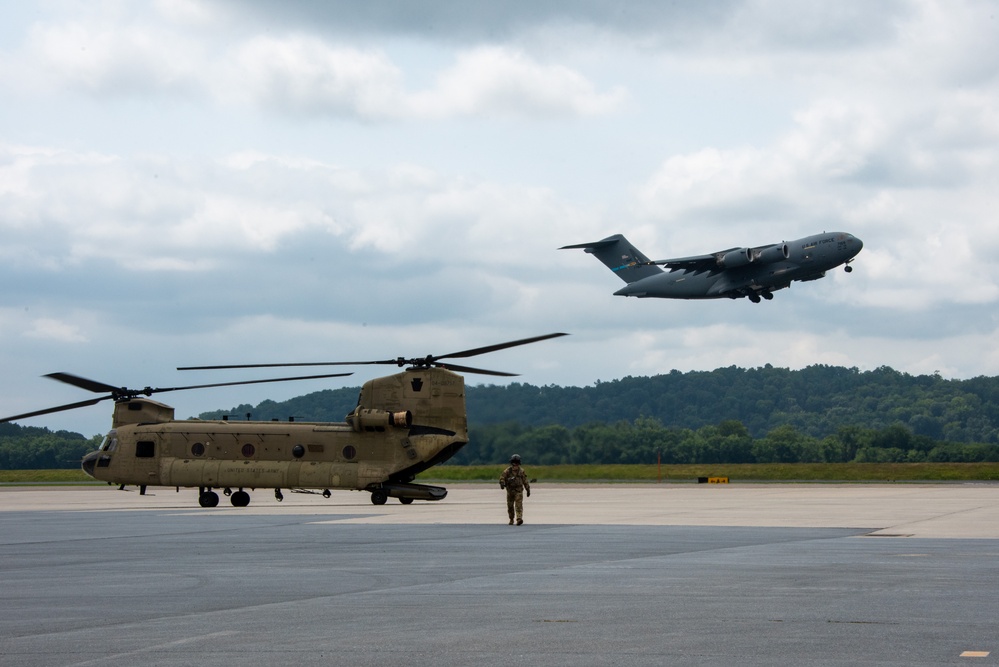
[499,464,530,525]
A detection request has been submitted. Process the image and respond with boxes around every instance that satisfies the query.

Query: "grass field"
[4,463,999,485]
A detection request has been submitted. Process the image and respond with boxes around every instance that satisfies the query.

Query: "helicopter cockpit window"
[100,432,118,452]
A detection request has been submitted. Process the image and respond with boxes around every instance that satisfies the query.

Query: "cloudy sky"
[2,0,998,436]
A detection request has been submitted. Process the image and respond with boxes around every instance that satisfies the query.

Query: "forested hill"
[200,365,999,444]
[4,365,999,469]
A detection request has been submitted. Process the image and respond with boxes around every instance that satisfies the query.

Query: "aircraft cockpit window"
[100,432,118,452]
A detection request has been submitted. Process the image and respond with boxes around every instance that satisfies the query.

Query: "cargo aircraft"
[560,231,862,302]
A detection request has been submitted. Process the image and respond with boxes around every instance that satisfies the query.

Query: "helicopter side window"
[135,441,155,458]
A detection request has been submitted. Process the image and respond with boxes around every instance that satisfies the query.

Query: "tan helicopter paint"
[82,367,469,506]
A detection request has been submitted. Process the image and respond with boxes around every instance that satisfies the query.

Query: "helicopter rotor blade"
[0,396,112,424]
[432,363,519,377]
[44,372,122,394]
[148,372,353,395]
[435,332,569,361]
[177,332,569,373]
[2,372,352,424]
[177,361,356,371]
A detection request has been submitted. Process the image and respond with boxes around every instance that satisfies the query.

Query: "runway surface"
[1,483,997,665]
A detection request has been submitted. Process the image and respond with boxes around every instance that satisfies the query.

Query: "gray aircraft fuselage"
[561,231,863,303]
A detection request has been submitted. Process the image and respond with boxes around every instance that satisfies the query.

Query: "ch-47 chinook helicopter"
[1,333,567,508]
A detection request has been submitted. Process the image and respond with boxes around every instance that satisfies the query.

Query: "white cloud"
[24,317,88,343]
[409,47,628,119]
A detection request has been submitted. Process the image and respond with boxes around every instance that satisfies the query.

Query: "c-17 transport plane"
[560,231,863,303]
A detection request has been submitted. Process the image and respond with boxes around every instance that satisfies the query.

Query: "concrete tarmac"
[1,483,997,665]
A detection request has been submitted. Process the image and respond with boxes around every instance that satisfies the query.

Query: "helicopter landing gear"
[322,489,331,498]
[198,488,219,508]
[845,264,853,273]
[231,489,250,507]
[370,489,388,505]
[399,497,414,505]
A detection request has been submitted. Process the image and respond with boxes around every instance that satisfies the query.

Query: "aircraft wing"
[647,248,741,271]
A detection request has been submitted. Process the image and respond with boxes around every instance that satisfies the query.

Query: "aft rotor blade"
[0,396,111,424]
[177,332,570,372]
[45,372,121,394]
[434,362,518,377]
[149,372,353,394]
[178,361,356,371]
[436,332,569,361]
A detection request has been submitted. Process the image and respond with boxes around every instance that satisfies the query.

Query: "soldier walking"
[499,454,531,525]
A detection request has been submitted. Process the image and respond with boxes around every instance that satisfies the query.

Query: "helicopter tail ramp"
[560,234,663,284]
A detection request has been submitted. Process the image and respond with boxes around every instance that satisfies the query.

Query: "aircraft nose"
[81,451,99,478]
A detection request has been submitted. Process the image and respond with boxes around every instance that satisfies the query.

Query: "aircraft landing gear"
[749,294,761,303]
[231,489,250,507]
[370,489,388,505]
[762,292,773,300]
[399,497,414,505]
[845,264,853,273]
[199,488,220,507]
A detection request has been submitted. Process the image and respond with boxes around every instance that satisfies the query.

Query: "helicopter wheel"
[370,490,388,505]
[845,265,853,273]
[231,490,250,507]
[399,497,414,505]
[199,490,219,508]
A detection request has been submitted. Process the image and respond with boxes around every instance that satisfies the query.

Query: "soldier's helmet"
[510,454,521,464]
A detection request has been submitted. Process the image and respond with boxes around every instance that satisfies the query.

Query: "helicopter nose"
[81,451,99,478]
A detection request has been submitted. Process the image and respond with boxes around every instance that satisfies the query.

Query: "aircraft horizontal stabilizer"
[558,239,620,250]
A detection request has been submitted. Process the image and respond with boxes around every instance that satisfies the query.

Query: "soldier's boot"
[516,518,523,525]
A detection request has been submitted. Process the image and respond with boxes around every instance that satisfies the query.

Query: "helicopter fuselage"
[80,367,468,506]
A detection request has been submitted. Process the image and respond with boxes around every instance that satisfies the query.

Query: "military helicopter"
[1,333,567,507]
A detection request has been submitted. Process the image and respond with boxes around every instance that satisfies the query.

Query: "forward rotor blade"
[0,396,111,424]
[436,332,569,361]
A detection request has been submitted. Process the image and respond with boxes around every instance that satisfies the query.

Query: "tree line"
[0,423,102,470]
[4,364,999,468]
[202,364,999,444]
[450,419,999,466]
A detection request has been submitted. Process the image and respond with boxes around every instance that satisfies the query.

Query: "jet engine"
[717,248,754,268]
[754,243,790,264]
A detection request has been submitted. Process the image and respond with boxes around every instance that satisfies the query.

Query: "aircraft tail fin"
[560,234,663,284]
